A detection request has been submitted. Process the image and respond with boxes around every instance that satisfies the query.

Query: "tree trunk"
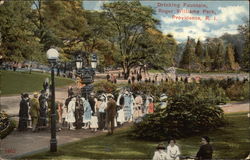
[122,64,130,80]
[64,62,66,74]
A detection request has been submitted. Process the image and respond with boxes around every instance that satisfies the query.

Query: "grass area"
[23,112,250,159]
[148,69,165,73]
[0,70,74,96]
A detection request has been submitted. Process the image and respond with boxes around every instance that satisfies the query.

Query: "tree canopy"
[102,0,176,78]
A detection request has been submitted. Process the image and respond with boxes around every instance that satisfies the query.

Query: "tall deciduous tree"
[238,18,250,71]
[133,28,177,70]
[103,0,160,79]
[31,0,88,55]
[0,1,43,62]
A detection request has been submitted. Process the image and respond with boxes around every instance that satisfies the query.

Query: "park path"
[220,101,249,113]
[0,86,69,117]
[0,77,249,159]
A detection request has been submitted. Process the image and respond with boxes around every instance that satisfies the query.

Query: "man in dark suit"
[106,94,117,135]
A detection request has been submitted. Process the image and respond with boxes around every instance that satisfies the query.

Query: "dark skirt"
[18,117,28,131]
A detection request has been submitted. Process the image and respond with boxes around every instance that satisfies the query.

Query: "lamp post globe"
[91,54,97,69]
[47,48,59,152]
[47,48,59,61]
[75,55,83,70]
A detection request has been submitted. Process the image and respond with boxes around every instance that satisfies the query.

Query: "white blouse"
[152,150,168,160]
[166,145,180,160]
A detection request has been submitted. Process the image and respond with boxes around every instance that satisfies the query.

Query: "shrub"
[226,82,250,101]
[130,83,159,96]
[131,91,225,141]
[0,111,16,139]
[93,80,118,94]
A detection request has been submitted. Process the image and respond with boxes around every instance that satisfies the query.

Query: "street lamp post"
[46,48,59,152]
[75,52,97,99]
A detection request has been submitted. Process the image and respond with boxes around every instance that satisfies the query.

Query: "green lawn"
[23,112,250,159]
[0,70,74,96]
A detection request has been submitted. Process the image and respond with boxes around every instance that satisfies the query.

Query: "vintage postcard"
[0,0,249,159]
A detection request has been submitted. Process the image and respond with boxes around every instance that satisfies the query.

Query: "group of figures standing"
[18,78,169,135]
[18,78,52,132]
[62,88,168,134]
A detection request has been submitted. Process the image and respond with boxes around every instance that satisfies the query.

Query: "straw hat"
[156,143,166,150]
[106,93,114,99]
[33,92,39,97]
[160,93,168,101]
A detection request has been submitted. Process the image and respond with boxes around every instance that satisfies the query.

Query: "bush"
[131,91,225,141]
[0,111,16,139]
[226,82,250,101]
[93,80,119,96]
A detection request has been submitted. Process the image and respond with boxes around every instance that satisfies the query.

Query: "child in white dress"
[166,139,180,160]
[152,143,168,160]
[90,113,98,132]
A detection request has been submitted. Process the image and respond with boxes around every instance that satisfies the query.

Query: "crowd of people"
[153,136,213,160]
[18,79,169,135]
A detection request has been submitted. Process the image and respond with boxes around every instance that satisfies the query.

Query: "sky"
[83,0,249,43]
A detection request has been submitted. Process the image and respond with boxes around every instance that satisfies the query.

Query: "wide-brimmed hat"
[33,92,39,97]
[148,96,153,101]
[22,93,29,98]
[156,143,166,150]
[160,94,168,101]
[106,93,114,98]
[99,95,106,100]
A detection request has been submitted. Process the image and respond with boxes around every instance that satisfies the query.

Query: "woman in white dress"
[66,97,76,130]
[166,139,180,160]
[116,93,125,125]
[82,97,92,129]
[90,113,98,132]
[152,143,168,160]
[61,103,68,127]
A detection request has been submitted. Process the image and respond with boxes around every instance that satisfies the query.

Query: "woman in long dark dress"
[18,93,29,131]
[196,136,213,160]
[38,90,48,129]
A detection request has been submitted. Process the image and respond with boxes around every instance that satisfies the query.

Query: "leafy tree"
[224,44,240,70]
[80,11,116,67]
[214,42,225,70]
[103,0,160,79]
[238,18,250,71]
[204,38,225,70]
[29,0,64,52]
[195,39,203,59]
[179,37,197,70]
[194,39,205,71]
[203,47,211,70]
[133,28,177,70]
[0,1,43,62]
[220,33,244,64]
